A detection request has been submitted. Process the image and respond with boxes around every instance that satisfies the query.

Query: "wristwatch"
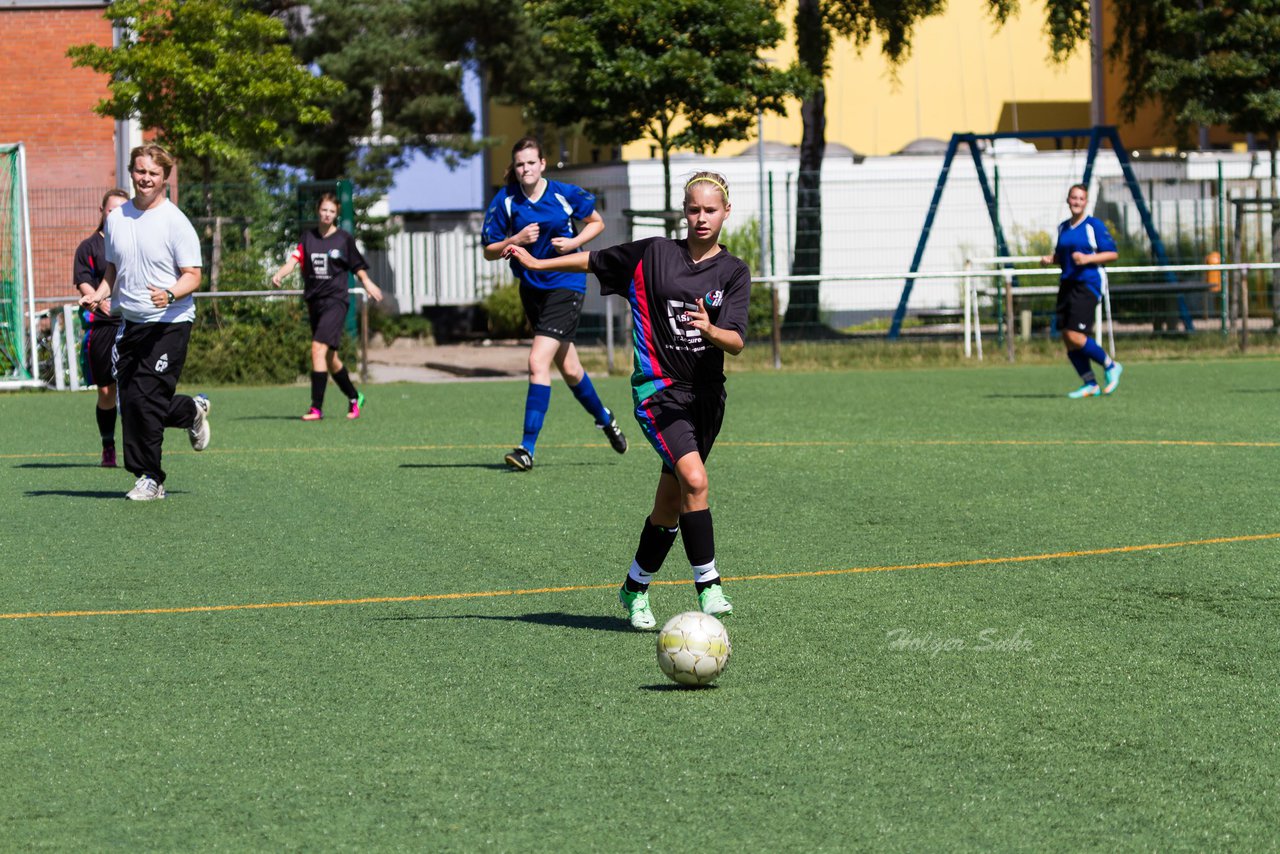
[165,289,176,305]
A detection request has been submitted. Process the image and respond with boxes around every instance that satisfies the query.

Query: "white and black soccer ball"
[656,611,731,686]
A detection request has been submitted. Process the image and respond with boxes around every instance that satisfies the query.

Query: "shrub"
[185,295,354,385]
[481,282,528,338]
[370,310,435,344]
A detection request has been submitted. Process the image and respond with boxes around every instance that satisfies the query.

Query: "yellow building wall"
[487,0,1254,188]
[624,0,1092,159]
[487,0,1095,181]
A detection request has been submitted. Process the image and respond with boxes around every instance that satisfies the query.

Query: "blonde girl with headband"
[505,170,751,628]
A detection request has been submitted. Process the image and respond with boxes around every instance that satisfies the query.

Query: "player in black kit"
[272,193,383,420]
[505,171,750,630]
[72,188,130,466]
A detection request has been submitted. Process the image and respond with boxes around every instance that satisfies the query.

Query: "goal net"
[0,143,39,388]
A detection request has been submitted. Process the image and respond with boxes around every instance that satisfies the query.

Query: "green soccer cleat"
[619,586,656,631]
[698,583,733,617]
[1103,362,1123,395]
[1067,382,1101,399]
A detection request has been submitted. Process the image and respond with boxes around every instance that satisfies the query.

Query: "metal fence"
[33,287,375,391]
[23,151,1280,347]
[369,227,504,314]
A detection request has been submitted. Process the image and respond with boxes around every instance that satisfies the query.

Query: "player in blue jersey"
[1041,183,1123,398]
[482,137,627,471]
[505,171,750,629]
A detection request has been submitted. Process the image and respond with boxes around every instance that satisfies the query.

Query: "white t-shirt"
[104,198,203,323]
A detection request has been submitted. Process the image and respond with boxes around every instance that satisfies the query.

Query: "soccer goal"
[0,143,41,389]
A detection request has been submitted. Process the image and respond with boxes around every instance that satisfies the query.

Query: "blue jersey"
[482,179,597,293]
[1054,215,1117,298]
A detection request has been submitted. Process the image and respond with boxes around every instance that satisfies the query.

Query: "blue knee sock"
[521,383,552,455]
[1067,349,1096,383]
[569,372,610,425]
[1080,337,1113,369]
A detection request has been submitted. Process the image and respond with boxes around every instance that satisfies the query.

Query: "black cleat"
[504,446,534,471]
[601,414,628,454]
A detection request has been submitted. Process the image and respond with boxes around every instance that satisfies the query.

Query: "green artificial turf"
[2,359,1278,850]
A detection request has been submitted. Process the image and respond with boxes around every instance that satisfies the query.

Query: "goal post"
[0,143,40,389]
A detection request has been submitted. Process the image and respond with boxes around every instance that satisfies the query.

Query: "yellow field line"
[2,532,1275,622]
[4,437,1278,462]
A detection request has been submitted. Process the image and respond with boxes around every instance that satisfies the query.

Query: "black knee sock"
[332,366,358,401]
[310,371,327,409]
[624,516,680,592]
[96,405,116,446]
[680,508,721,592]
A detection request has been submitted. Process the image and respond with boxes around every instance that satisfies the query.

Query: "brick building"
[0,0,135,304]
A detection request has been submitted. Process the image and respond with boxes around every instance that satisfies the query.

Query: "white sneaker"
[126,475,166,501]
[189,394,211,451]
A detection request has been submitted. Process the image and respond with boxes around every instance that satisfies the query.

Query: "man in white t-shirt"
[80,144,211,501]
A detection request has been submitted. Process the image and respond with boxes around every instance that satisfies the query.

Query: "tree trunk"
[200,158,220,323]
[1271,132,1279,327]
[211,216,224,294]
[662,141,673,219]
[783,0,827,333]
[657,118,681,237]
[201,158,218,291]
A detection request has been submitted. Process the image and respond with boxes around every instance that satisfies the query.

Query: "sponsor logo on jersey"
[666,299,702,341]
[704,289,724,307]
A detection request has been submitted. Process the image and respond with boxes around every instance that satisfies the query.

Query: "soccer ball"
[656,611,731,686]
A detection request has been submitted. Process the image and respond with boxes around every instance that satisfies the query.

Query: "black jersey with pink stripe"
[73,231,120,325]
[291,228,368,301]
[590,237,750,402]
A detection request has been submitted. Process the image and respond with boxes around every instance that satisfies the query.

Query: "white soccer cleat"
[189,394,211,451]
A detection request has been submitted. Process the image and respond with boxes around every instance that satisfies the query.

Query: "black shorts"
[635,385,727,473]
[81,321,121,387]
[519,284,583,342]
[1056,283,1099,336]
[308,297,349,348]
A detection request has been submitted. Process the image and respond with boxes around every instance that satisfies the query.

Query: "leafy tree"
[68,0,341,214]
[1069,1,1280,322]
[788,0,1024,330]
[524,0,809,213]
[263,0,543,238]
[1106,0,1280,142]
